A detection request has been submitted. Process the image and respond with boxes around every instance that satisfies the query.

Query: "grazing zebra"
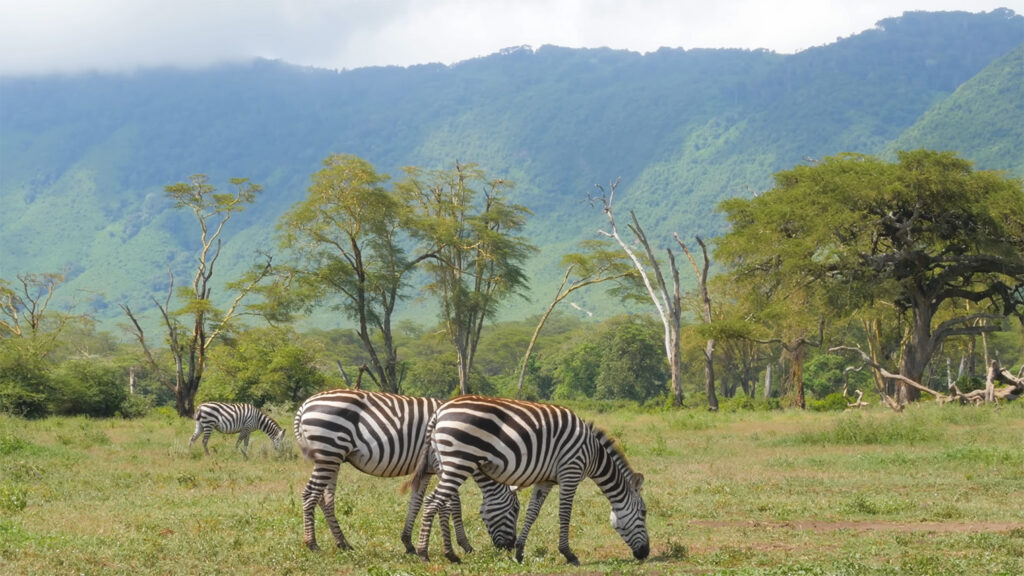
[293,389,520,553]
[189,402,285,458]
[414,395,649,565]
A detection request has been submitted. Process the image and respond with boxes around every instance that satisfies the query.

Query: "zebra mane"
[588,422,635,475]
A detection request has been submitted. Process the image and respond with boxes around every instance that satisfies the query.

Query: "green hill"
[888,41,1024,174]
[1,8,1022,329]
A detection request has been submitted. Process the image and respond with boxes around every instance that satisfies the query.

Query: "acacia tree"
[277,155,431,393]
[401,162,534,395]
[122,175,269,417]
[0,272,87,356]
[717,150,1024,404]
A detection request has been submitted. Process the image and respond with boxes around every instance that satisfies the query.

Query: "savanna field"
[2,403,1024,575]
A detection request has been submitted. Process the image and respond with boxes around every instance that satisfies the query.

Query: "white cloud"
[1,0,1020,75]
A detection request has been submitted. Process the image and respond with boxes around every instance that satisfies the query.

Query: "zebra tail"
[292,405,312,460]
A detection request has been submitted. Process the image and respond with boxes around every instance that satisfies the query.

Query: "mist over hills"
[1,8,1022,330]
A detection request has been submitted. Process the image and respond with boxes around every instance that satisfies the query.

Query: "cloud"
[1,0,1020,76]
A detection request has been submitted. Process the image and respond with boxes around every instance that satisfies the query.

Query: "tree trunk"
[791,341,806,410]
[704,339,717,410]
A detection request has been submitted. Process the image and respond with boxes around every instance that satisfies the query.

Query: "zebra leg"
[515,483,553,564]
[202,429,213,455]
[450,491,474,554]
[236,431,250,459]
[188,422,203,449]
[416,473,468,563]
[320,480,352,550]
[302,462,342,551]
[400,476,428,554]
[555,480,581,565]
[437,497,460,563]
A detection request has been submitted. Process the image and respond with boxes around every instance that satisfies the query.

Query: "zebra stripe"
[189,402,285,458]
[414,395,649,565]
[293,389,519,553]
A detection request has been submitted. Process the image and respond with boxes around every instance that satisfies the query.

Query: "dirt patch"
[692,519,1024,533]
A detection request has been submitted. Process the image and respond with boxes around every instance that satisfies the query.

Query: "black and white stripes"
[293,389,519,553]
[414,395,649,564]
[189,402,285,458]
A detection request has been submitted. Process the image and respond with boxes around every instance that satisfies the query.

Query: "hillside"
[1,8,1022,329]
[888,41,1024,175]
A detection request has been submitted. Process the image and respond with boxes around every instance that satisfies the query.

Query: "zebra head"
[609,472,649,560]
[271,427,286,450]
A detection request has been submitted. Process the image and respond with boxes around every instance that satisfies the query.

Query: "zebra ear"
[632,473,645,491]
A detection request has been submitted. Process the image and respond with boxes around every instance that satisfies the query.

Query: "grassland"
[2,402,1023,575]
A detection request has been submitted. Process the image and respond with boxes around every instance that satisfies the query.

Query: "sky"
[1,1,1021,76]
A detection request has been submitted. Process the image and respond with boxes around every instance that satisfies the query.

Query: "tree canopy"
[717,150,1024,403]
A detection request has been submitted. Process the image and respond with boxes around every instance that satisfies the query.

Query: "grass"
[1,402,1024,575]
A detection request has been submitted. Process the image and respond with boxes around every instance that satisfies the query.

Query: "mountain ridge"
[1,8,1022,329]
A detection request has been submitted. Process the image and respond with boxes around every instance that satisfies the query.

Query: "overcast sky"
[1,1,1021,76]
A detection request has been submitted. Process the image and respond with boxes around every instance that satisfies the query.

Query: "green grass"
[2,403,1024,575]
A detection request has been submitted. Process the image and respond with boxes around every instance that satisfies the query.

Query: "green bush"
[0,343,49,418]
[807,392,849,412]
[49,358,127,417]
[119,394,155,418]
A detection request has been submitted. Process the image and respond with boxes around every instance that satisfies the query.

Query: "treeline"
[2,149,1023,418]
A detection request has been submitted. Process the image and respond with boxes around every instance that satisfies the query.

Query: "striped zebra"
[293,389,520,553]
[189,402,285,458]
[414,395,649,565]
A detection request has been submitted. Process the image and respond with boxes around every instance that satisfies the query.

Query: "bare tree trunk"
[592,181,688,407]
[680,236,718,411]
[764,363,772,399]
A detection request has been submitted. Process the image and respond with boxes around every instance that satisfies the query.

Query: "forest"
[2,8,1024,417]
[2,149,1022,420]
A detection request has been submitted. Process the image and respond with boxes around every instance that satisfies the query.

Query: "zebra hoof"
[416,549,430,563]
[458,542,474,554]
[515,545,525,564]
[444,551,462,564]
[337,542,353,551]
[305,541,320,552]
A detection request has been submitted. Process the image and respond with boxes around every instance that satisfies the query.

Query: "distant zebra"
[414,395,649,565]
[293,389,520,553]
[189,402,285,458]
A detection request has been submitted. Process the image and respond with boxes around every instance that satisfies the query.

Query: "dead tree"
[591,179,687,407]
[830,346,1023,410]
[679,235,718,411]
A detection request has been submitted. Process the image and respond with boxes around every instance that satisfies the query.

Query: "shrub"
[119,394,154,419]
[0,343,49,418]
[807,392,849,412]
[49,358,127,417]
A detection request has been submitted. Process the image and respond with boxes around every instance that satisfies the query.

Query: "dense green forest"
[1,9,1023,418]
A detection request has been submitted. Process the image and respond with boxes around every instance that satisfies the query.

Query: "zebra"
[414,395,649,565]
[189,402,285,458]
[293,389,520,553]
